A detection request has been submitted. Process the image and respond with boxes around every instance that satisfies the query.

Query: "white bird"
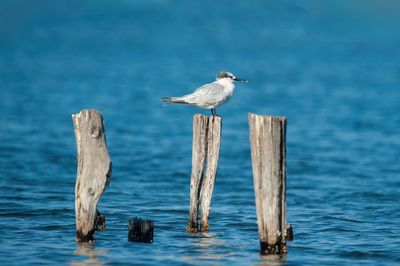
[162,72,247,116]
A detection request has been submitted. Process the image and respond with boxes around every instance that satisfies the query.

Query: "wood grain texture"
[200,115,222,232]
[73,110,112,242]
[186,114,209,233]
[249,113,288,254]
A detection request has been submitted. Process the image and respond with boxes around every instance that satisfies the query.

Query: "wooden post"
[248,113,290,254]
[128,217,154,243]
[200,116,222,232]
[186,114,222,233]
[72,109,112,242]
[186,114,209,233]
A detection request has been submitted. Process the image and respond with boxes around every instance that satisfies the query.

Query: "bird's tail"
[161,97,189,104]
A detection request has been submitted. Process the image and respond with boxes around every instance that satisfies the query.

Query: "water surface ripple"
[0,1,399,265]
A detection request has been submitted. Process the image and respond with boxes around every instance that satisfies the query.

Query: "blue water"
[1,0,400,265]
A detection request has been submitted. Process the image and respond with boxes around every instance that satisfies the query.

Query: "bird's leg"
[214,108,218,117]
[211,109,215,116]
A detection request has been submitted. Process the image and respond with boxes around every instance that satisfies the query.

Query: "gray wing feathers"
[182,82,225,106]
[162,82,227,108]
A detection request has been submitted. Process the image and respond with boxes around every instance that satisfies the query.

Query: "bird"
[162,72,247,116]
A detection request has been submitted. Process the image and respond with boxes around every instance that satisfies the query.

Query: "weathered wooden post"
[248,113,292,254]
[186,114,222,233]
[186,114,209,233]
[72,109,112,242]
[200,115,222,232]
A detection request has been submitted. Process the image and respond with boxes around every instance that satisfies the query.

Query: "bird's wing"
[183,82,225,104]
[194,82,225,94]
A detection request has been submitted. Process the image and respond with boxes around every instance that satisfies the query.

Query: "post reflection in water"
[256,254,287,266]
[70,242,110,265]
[183,232,237,264]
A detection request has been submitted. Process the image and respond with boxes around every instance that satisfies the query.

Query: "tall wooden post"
[186,114,209,233]
[200,116,222,232]
[249,113,290,254]
[72,109,112,242]
[186,114,222,233]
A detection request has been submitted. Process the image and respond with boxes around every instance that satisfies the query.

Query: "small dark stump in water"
[286,223,293,241]
[95,210,106,231]
[128,217,154,243]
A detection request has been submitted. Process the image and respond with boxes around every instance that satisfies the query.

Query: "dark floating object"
[128,217,154,243]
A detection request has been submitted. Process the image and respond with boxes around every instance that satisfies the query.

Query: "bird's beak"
[234,77,248,82]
